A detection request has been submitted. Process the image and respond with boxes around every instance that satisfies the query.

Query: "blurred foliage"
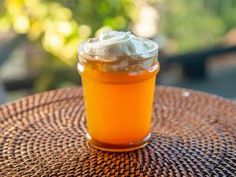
[1,0,235,61]
[0,0,135,66]
[0,0,135,91]
[34,54,81,92]
[160,0,236,53]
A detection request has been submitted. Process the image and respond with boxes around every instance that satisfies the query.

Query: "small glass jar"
[78,39,159,152]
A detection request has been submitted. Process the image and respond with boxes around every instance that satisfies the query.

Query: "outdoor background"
[0,0,236,103]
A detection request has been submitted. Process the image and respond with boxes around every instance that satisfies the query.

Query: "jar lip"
[78,38,159,59]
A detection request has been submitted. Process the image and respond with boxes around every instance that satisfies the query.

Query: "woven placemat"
[0,86,236,176]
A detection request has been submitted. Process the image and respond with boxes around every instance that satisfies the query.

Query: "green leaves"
[160,0,227,53]
[1,0,133,66]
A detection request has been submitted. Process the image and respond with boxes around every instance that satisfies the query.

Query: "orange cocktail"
[78,31,159,151]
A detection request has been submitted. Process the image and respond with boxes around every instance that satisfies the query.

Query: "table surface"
[0,86,236,176]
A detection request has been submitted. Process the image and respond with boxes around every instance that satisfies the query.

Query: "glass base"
[87,133,151,152]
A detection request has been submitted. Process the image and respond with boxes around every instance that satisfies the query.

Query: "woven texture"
[0,86,236,176]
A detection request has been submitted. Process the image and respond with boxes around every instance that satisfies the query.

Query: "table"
[0,86,235,176]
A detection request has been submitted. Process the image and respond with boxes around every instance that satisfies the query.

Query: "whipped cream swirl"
[78,31,158,72]
[83,31,157,57]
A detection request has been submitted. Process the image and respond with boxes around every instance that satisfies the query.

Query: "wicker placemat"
[0,86,235,176]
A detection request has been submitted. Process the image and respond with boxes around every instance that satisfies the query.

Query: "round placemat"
[0,86,236,176]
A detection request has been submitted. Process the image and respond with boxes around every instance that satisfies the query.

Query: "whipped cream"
[78,31,158,72]
[83,31,157,57]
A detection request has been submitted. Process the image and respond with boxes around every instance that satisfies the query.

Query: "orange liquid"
[80,63,159,145]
